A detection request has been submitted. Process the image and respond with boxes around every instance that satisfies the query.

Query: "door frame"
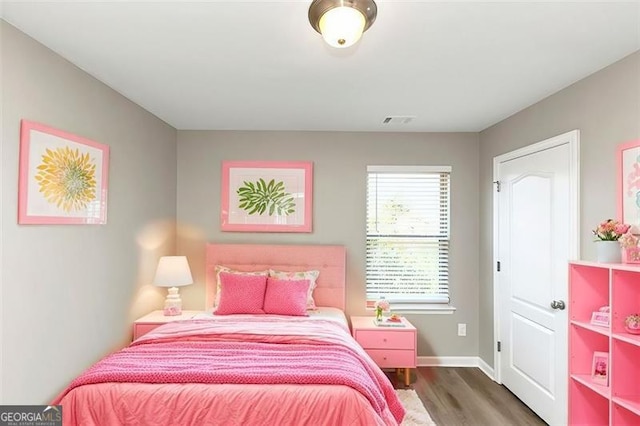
[492,129,580,387]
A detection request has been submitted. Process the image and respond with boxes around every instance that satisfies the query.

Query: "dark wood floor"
[389,367,547,426]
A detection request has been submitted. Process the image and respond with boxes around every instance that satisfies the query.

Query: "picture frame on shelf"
[617,138,640,234]
[590,311,610,327]
[220,161,313,233]
[623,246,640,264]
[591,351,609,386]
[18,120,110,225]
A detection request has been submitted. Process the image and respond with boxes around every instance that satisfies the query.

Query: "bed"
[52,243,405,425]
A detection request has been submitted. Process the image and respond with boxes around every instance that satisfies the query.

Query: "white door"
[494,131,579,426]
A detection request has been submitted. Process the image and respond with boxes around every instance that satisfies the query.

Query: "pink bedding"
[53,316,405,426]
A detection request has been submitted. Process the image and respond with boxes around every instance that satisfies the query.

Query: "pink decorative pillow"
[214,265,268,307]
[263,277,310,316]
[269,269,320,310]
[215,272,267,315]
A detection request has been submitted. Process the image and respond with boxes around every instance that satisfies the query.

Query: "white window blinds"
[366,166,451,305]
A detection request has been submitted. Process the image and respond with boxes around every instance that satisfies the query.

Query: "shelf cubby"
[612,402,640,425]
[569,263,610,324]
[569,325,609,375]
[611,339,640,406]
[611,269,640,335]
[569,379,609,426]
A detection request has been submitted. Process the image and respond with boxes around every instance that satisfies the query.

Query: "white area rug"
[396,389,437,426]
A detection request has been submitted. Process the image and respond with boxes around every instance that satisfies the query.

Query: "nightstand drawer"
[134,323,162,340]
[356,330,414,349]
[365,349,416,368]
[133,310,199,341]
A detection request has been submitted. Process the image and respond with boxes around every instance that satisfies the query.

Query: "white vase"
[596,241,622,263]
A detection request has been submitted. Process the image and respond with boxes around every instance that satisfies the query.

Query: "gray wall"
[1,22,178,403]
[176,131,480,358]
[478,51,640,366]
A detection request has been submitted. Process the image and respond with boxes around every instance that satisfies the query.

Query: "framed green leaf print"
[221,161,313,232]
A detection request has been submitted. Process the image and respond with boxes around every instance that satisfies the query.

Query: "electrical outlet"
[458,323,467,337]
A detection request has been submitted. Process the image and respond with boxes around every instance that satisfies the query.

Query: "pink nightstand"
[351,316,417,386]
[133,310,199,340]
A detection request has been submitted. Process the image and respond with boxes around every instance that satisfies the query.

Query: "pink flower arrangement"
[375,299,390,312]
[593,219,630,242]
[375,299,390,321]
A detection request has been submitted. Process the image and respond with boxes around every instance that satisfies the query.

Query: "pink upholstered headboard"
[205,243,346,310]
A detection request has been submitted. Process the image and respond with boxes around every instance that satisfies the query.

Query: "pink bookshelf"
[569,261,640,425]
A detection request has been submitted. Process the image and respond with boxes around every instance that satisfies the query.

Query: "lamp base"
[163,286,182,316]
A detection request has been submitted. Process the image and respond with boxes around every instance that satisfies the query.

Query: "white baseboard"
[477,358,495,381]
[417,356,496,382]
[417,356,478,367]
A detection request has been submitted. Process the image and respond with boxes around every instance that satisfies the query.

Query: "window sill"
[391,304,456,314]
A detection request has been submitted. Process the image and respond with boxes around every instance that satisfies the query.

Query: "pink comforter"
[53,316,405,426]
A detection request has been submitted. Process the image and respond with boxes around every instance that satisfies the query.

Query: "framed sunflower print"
[18,120,110,224]
[220,161,313,232]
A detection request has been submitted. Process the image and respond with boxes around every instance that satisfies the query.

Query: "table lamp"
[153,256,193,316]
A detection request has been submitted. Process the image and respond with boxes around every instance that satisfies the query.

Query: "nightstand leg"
[404,368,410,386]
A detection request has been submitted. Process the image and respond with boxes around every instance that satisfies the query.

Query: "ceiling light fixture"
[308,0,377,49]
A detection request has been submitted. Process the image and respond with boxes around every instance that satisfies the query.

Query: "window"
[366,165,451,309]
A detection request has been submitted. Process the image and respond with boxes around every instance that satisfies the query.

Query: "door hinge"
[496,261,501,272]
[497,341,501,352]
[494,180,501,192]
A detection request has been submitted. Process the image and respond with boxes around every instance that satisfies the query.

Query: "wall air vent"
[382,116,415,125]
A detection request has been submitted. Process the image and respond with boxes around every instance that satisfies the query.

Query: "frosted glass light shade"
[319,6,366,48]
[153,256,193,316]
[153,256,193,287]
[309,0,376,49]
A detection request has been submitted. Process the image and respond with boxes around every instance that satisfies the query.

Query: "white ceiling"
[1,1,639,132]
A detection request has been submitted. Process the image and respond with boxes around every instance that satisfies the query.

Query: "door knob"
[550,300,566,310]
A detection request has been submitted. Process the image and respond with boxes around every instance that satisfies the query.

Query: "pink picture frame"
[623,246,640,264]
[18,120,110,225]
[617,139,640,234]
[591,351,609,386]
[220,161,313,233]
[590,311,610,327]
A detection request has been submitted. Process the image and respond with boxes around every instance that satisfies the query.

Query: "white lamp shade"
[153,256,193,287]
[319,6,366,48]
